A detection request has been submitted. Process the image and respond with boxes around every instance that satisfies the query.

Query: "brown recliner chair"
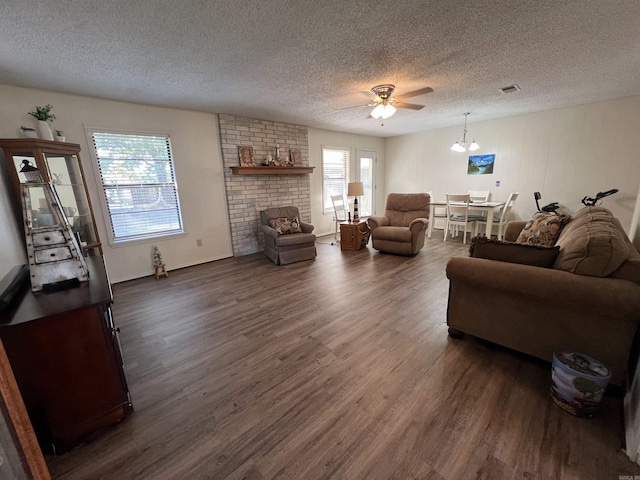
[260,206,316,265]
[367,193,430,255]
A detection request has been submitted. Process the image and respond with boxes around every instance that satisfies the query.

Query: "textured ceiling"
[1,1,639,137]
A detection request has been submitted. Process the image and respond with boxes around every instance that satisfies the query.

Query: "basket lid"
[553,351,610,378]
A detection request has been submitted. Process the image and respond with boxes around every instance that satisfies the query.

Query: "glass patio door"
[356,150,376,217]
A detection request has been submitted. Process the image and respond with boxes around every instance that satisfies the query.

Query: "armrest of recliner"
[367,216,389,232]
[300,222,314,233]
[260,224,279,239]
[409,217,428,233]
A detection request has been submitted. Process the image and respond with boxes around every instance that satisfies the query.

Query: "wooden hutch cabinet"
[0,257,133,454]
[0,138,102,255]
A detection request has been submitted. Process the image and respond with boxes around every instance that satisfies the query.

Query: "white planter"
[56,136,66,142]
[37,120,54,141]
[23,129,38,138]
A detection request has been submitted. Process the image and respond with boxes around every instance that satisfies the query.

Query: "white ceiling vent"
[500,84,521,94]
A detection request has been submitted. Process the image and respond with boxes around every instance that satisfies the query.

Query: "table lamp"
[347,182,364,221]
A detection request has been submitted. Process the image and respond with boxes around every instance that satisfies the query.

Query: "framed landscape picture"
[238,146,255,166]
[290,149,302,166]
[467,154,495,175]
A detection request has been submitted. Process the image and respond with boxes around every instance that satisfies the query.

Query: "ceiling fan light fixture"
[370,104,385,119]
[381,103,396,119]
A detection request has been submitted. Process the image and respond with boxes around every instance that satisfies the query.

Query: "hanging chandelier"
[451,112,479,152]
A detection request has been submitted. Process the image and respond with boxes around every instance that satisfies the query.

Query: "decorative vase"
[38,120,54,141]
[56,135,66,142]
[23,129,38,139]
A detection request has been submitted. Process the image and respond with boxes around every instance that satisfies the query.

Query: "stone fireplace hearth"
[219,114,311,256]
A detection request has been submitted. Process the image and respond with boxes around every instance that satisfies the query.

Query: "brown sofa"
[446,207,640,386]
[260,206,316,265]
[367,193,430,255]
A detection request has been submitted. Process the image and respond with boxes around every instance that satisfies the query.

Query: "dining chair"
[444,194,476,244]
[473,192,519,240]
[469,190,491,202]
[469,190,491,220]
[330,194,349,240]
[426,191,447,232]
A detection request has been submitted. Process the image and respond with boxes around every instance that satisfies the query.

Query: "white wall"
[0,85,233,282]
[385,96,640,233]
[308,128,386,236]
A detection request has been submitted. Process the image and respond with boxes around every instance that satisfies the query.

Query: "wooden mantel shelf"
[231,166,314,175]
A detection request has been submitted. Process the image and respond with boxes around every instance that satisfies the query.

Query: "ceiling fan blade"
[394,86,434,101]
[338,102,378,111]
[394,102,425,110]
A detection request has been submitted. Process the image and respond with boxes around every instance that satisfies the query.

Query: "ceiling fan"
[359,84,434,119]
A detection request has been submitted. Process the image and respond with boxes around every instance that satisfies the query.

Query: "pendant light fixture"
[451,112,479,152]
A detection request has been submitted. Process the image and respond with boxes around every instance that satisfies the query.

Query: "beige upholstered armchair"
[260,206,316,265]
[367,193,430,255]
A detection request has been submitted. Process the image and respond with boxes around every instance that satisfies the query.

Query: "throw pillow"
[269,216,302,235]
[469,237,560,268]
[515,213,571,247]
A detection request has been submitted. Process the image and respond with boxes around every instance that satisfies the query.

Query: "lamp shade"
[347,182,364,197]
[370,104,385,119]
[381,103,396,119]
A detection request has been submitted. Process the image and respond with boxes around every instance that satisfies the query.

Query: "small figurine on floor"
[153,245,168,279]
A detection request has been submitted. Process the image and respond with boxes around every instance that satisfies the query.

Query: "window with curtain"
[322,147,350,214]
[90,131,184,242]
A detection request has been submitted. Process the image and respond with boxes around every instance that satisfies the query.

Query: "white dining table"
[428,200,505,238]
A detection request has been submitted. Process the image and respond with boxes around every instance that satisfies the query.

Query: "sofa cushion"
[516,213,572,247]
[269,216,302,235]
[553,207,630,277]
[469,237,560,267]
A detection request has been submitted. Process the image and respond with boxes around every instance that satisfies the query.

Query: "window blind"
[322,147,349,213]
[91,132,184,242]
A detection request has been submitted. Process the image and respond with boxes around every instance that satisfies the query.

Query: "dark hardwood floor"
[46,231,640,479]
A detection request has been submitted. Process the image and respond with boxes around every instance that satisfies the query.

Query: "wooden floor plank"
[45,232,640,479]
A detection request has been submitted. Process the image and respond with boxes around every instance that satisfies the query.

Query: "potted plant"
[20,126,38,139]
[28,104,56,141]
[55,130,65,142]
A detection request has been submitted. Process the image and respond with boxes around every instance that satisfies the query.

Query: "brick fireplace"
[218,114,311,256]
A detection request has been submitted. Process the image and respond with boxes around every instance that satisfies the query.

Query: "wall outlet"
[196,239,203,247]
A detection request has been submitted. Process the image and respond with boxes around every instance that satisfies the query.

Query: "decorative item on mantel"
[238,146,255,166]
[28,104,56,141]
[290,149,302,166]
[55,130,65,142]
[153,246,168,279]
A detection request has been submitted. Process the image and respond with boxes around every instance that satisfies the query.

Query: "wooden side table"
[340,220,371,251]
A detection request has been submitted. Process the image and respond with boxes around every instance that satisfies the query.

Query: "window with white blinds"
[322,147,350,214]
[90,132,184,242]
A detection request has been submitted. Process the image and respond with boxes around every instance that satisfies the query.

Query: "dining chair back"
[469,190,491,202]
[474,192,519,240]
[426,191,446,231]
[331,194,349,239]
[444,194,475,244]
